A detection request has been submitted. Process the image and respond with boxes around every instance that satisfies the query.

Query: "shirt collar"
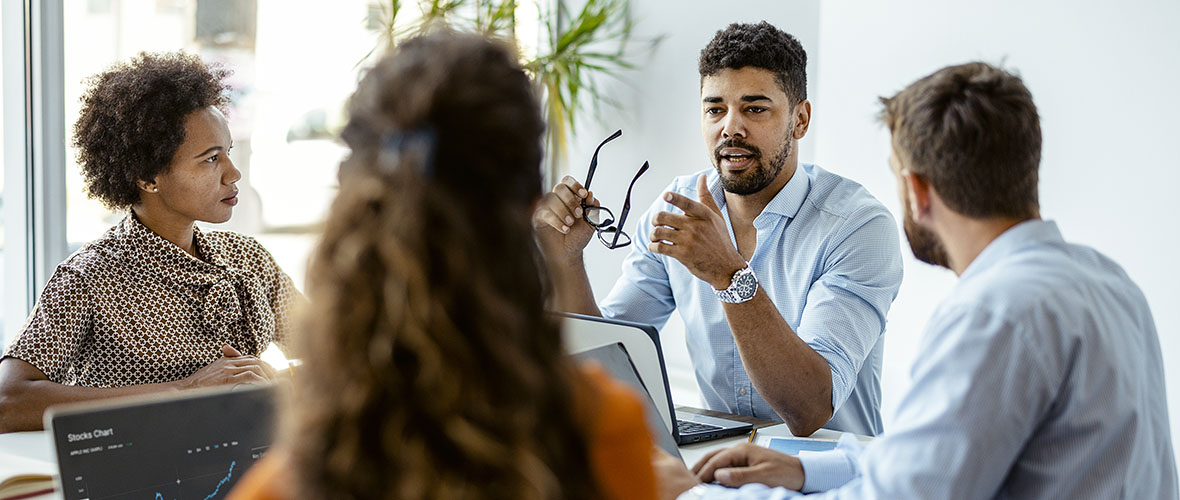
[959,219,1064,281]
[707,163,811,220]
[119,212,225,269]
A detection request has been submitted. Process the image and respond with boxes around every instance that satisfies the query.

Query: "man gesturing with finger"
[535,21,902,437]
[654,61,1177,500]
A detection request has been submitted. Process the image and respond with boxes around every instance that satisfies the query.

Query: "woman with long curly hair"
[0,52,297,433]
[228,32,657,500]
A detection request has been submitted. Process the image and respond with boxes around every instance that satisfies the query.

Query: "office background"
[564,0,1180,467]
[2,0,1177,475]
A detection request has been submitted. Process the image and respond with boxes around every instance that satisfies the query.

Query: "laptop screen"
[573,343,682,460]
[47,385,276,500]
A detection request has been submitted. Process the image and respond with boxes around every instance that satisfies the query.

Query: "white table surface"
[678,424,852,466]
[4,426,861,500]
[0,431,57,500]
[0,430,55,463]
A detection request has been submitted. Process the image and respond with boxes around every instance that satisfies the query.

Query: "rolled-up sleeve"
[3,266,92,382]
[796,208,902,410]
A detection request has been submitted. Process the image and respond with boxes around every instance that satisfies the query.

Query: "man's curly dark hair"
[698,21,808,104]
[73,51,231,209]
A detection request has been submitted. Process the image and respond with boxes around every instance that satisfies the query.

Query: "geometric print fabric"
[3,213,299,387]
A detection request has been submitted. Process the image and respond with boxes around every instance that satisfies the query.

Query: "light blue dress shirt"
[688,220,1178,499]
[599,164,903,436]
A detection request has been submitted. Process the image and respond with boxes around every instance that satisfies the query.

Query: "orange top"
[580,364,660,500]
[227,365,657,500]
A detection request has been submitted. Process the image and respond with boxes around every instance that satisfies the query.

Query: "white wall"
[813,0,1180,452]
[564,0,822,406]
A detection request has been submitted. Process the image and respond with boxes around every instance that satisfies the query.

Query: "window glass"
[0,14,6,340]
[63,0,381,363]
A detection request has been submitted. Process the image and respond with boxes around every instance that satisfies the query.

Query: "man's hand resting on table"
[653,443,806,499]
[693,443,805,490]
[176,344,275,389]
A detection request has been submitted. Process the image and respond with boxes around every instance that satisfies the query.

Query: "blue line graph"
[153,461,236,500]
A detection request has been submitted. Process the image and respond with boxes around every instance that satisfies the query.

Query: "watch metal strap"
[714,262,757,304]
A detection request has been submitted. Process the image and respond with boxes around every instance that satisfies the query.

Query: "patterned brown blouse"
[3,214,301,387]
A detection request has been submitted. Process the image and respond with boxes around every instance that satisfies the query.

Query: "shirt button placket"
[736,384,750,414]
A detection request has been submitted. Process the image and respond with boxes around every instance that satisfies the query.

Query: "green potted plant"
[364,0,657,181]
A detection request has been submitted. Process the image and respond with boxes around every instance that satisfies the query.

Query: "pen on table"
[747,427,757,443]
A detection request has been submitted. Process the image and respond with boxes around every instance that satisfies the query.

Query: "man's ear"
[793,100,811,139]
[902,169,933,221]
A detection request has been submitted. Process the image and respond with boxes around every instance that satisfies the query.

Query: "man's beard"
[902,197,950,269]
[713,135,791,196]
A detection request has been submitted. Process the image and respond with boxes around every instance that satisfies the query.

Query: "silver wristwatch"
[713,263,758,304]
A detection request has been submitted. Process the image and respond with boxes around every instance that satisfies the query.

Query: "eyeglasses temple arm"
[584,129,623,192]
[611,160,649,247]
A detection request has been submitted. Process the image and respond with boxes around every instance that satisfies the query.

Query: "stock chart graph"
[49,387,275,500]
[151,460,235,500]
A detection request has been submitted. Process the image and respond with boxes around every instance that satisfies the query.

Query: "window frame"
[2,0,68,346]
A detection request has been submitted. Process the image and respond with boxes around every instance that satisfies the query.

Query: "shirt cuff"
[677,484,718,500]
[677,483,803,499]
[798,434,862,493]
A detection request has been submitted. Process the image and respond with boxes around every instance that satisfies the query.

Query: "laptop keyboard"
[678,420,723,434]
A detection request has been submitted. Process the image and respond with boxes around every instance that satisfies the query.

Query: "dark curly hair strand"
[72,51,231,209]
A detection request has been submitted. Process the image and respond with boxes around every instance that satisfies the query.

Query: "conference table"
[1,407,861,500]
[674,406,859,466]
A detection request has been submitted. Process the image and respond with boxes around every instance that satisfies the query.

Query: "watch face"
[734,270,758,299]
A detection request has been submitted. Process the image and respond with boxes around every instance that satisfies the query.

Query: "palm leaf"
[359,0,660,182]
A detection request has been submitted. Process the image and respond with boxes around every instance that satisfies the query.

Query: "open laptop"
[561,313,752,445]
[574,343,683,459]
[45,385,276,500]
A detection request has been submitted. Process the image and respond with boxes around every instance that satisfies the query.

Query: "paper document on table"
[754,435,838,455]
[0,450,55,499]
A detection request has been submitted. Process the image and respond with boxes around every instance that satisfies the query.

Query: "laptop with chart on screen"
[45,385,276,500]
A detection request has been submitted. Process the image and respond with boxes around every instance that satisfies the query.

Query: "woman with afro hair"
[0,51,300,432]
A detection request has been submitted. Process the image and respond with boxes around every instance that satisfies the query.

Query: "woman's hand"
[177,344,275,390]
[0,345,277,432]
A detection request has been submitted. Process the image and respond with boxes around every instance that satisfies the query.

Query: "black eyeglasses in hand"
[581,129,649,249]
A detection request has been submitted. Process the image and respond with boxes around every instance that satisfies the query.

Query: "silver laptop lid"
[573,343,683,460]
[561,313,677,435]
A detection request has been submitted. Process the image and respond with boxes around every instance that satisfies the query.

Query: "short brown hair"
[880,62,1041,219]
